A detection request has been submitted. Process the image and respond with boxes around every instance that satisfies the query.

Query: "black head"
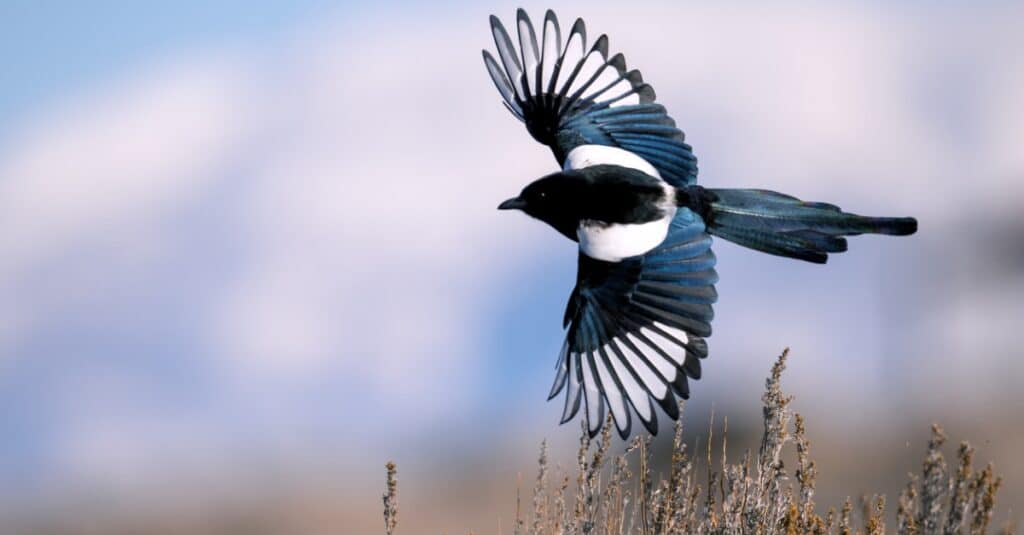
[498,171,585,240]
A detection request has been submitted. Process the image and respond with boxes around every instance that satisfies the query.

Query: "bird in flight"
[484,10,917,439]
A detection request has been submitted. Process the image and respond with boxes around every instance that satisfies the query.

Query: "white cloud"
[0,55,251,273]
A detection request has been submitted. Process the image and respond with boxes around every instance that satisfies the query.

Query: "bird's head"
[498,171,586,240]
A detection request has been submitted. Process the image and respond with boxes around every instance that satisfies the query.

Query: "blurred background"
[1,1,1021,533]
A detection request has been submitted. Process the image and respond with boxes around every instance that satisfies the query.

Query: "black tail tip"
[889,217,918,236]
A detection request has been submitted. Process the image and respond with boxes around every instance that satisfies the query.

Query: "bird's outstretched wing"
[551,209,717,438]
[483,10,698,186]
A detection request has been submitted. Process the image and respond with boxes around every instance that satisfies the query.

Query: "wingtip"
[560,391,581,424]
[592,34,609,57]
[611,402,632,440]
[688,337,709,359]
[637,81,657,104]
[672,373,690,399]
[489,14,503,31]
[570,17,587,42]
[607,53,626,71]
[640,405,659,435]
[683,354,702,380]
[657,393,680,420]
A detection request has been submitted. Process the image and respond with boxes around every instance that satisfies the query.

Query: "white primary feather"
[581,352,603,434]
[557,30,586,95]
[549,340,569,398]
[517,18,539,95]
[577,64,623,102]
[619,336,669,399]
[563,49,606,100]
[654,322,690,345]
[626,332,677,381]
[562,351,582,423]
[540,15,560,90]
[594,348,629,432]
[640,326,686,366]
[604,343,653,421]
[603,77,641,107]
[491,22,525,101]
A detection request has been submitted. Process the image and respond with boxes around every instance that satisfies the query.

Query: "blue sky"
[0,1,341,142]
[0,1,1022,518]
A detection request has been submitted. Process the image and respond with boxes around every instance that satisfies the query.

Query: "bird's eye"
[538,191,547,199]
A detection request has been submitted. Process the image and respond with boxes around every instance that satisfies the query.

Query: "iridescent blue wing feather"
[551,209,717,438]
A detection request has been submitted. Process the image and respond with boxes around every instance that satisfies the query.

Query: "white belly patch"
[578,214,674,262]
[564,145,662,178]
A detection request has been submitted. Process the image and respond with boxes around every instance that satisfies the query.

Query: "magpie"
[485,10,917,439]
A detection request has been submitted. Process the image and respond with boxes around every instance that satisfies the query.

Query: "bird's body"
[486,10,918,438]
[522,164,678,261]
[570,148,677,262]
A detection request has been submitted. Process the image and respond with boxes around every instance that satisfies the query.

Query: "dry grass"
[383,349,1013,534]
[383,460,398,535]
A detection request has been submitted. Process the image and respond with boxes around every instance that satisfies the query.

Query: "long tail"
[696,188,917,264]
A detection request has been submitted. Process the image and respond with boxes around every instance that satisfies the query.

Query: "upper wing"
[551,208,718,438]
[483,10,699,186]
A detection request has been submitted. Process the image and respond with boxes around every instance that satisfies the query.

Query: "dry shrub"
[383,349,1011,534]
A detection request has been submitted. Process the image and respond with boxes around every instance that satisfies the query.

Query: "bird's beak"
[498,197,527,211]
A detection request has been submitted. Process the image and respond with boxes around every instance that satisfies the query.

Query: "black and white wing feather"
[551,209,718,438]
[483,9,699,186]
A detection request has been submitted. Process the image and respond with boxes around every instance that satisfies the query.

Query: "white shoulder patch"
[563,145,662,178]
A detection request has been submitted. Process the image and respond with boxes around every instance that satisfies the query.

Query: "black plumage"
[499,165,671,240]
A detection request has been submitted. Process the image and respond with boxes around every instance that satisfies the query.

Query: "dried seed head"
[383,461,398,535]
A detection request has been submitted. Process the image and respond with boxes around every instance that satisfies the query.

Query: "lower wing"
[553,208,718,438]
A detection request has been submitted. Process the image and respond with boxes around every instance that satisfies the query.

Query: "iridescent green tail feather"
[703,189,917,264]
